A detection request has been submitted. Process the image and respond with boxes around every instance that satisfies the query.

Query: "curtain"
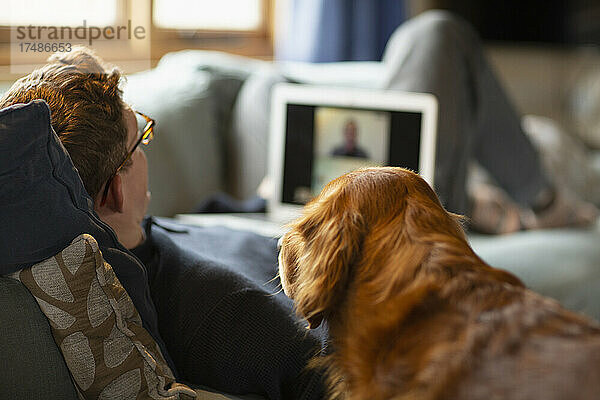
[275,0,406,62]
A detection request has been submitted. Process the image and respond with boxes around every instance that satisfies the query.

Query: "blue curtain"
[275,0,406,62]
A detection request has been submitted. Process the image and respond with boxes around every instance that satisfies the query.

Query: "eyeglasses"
[99,110,155,206]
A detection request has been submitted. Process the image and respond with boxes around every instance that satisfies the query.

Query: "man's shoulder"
[149,217,280,285]
[143,217,280,293]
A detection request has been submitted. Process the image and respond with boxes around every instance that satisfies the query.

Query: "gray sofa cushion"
[0,276,78,400]
[470,227,600,321]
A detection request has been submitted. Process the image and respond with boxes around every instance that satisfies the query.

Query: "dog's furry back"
[278,167,600,400]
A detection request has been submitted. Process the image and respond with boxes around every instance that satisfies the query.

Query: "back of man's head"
[0,46,129,199]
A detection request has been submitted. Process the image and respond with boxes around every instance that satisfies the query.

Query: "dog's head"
[278,167,471,329]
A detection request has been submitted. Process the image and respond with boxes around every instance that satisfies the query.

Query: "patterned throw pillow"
[9,234,196,400]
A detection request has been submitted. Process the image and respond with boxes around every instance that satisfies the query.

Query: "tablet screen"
[282,104,422,205]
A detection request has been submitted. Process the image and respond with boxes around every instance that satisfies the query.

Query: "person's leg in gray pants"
[381,10,551,216]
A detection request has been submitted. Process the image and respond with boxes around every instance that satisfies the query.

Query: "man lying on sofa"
[0,48,326,400]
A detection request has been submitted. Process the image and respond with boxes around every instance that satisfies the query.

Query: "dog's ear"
[293,203,365,329]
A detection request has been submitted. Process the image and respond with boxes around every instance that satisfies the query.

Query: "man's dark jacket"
[132,218,327,400]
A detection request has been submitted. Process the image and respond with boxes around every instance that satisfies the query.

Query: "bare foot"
[469,184,526,235]
[527,190,599,230]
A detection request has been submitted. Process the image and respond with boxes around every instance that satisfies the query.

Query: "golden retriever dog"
[278,167,600,400]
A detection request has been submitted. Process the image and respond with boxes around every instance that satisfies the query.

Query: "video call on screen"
[282,104,423,205]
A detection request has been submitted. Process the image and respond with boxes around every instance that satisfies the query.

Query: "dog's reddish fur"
[278,167,600,400]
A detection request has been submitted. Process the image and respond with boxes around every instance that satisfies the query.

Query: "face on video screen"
[311,107,390,196]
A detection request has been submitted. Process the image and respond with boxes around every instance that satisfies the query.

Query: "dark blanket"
[132,217,327,400]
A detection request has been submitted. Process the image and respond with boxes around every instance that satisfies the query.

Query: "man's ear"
[95,174,124,214]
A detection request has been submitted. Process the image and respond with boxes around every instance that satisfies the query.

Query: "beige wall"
[486,45,600,127]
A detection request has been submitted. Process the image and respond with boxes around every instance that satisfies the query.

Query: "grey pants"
[381,10,551,214]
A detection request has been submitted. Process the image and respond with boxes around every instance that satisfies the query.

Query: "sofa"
[2,44,600,398]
